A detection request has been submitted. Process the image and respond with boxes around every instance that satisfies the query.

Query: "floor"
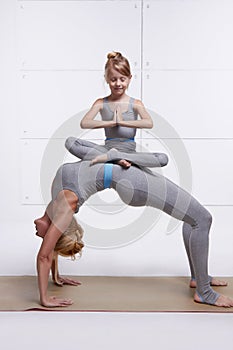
[1,312,233,350]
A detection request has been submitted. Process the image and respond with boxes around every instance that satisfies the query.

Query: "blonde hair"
[105,51,132,78]
[54,216,84,260]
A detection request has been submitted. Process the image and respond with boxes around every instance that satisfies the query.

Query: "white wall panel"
[22,138,233,206]
[142,70,233,138]
[141,138,233,205]
[2,205,232,276]
[5,0,233,278]
[20,139,49,204]
[20,138,144,204]
[143,0,233,70]
[53,205,233,277]
[20,136,172,205]
[21,138,85,204]
[19,70,141,138]
[185,139,233,205]
[17,1,141,70]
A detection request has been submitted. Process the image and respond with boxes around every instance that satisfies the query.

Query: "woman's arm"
[36,190,78,307]
[37,225,72,307]
[51,252,62,286]
[117,100,153,129]
[80,98,117,129]
[51,252,82,286]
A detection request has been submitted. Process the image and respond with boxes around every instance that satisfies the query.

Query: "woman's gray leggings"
[65,137,219,304]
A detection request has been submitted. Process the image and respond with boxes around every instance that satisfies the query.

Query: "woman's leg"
[183,223,228,288]
[146,175,232,305]
[182,223,195,280]
[114,167,232,306]
[151,178,217,303]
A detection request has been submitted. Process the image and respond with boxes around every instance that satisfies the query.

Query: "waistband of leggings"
[105,137,135,142]
[103,163,113,189]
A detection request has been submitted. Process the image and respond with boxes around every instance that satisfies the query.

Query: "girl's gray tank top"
[100,97,138,140]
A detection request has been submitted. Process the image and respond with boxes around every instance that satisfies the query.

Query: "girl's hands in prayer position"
[115,104,123,124]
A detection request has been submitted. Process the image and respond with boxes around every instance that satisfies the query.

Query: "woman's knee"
[204,209,213,226]
[197,208,212,230]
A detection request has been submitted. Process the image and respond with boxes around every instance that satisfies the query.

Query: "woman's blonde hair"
[54,216,84,260]
[105,51,132,78]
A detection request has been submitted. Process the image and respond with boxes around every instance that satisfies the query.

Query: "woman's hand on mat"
[42,296,73,308]
[54,276,82,286]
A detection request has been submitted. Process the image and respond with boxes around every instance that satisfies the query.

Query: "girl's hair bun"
[107,51,122,60]
[105,51,131,77]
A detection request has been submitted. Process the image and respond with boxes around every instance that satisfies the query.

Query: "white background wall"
[1,0,233,278]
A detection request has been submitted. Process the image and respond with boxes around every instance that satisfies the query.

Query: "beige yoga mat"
[0,276,233,312]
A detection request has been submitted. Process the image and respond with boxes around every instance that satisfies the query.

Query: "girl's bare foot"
[190,277,228,288]
[117,159,131,168]
[194,292,233,307]
[34,218,50,238]
[90,154,131,168]
[90,154,108,165]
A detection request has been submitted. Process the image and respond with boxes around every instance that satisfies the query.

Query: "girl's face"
[106,68,131,97]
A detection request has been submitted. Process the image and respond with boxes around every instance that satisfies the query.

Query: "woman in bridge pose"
[35,147,231,308]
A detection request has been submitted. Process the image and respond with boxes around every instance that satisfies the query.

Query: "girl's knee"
[65,137,80,151]
[158,153,169,167]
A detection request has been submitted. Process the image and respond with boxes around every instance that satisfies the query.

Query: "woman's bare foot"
[34,217,50,238]
[190,277,228,288]
[194,292,233,307]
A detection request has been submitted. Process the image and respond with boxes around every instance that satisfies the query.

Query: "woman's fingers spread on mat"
[43,296,73,307]
[59,277,82,286]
